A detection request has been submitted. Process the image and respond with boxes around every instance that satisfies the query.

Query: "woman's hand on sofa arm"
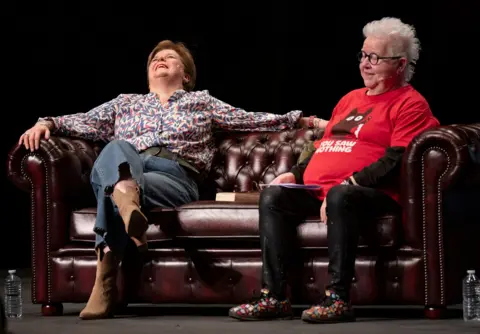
[18,120,55,152]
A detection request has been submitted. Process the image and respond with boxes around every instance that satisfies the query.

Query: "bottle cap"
[467,269,476,274]
[8,269,16,274]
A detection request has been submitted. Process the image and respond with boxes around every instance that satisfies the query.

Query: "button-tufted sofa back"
[209,128,325,194]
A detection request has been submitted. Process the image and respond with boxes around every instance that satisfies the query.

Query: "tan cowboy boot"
[111,185,148,239]
[79,251,120,320]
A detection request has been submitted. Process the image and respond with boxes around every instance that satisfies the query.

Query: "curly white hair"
[363,17,420,82]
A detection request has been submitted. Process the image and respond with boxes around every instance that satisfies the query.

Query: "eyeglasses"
[357,51,402,65]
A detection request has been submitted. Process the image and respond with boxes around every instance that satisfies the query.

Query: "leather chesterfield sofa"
[6,124,480,319]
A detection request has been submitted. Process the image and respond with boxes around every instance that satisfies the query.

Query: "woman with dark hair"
[19,40,326,320]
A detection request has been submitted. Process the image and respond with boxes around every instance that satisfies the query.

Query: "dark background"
[1,2,479,269]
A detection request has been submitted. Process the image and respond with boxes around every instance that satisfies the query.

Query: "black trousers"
[259,184,401,301]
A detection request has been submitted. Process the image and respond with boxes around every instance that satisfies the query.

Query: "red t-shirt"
[303,85,440,202]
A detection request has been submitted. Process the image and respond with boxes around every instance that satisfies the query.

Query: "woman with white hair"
[229,17,440,323]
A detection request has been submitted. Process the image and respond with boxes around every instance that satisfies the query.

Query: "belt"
[141,146,205,184]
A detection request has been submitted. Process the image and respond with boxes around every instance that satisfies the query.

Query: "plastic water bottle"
[4,270,22,318]
[463,269,480,321]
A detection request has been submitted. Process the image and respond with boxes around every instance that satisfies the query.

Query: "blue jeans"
[90,140,199,253]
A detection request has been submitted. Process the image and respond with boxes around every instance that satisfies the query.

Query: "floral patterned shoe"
[229,288,294,321]
[301,290,355,323]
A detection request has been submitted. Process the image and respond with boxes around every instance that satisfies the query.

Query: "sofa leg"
[41,303,63,316]
[424,306,446,319]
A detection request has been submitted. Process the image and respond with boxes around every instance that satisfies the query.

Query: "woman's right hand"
[269,172,296,185]
[18,121,53,152]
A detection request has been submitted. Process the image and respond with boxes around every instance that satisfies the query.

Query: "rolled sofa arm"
[7,136,101,248]
[402,124,480,246]
[6,136,102,304]
[401,123,480,308]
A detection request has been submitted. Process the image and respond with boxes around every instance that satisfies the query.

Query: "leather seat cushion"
[69,201,400,248]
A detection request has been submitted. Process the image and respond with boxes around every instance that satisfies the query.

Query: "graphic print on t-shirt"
[304,85,439,202]
[330,108,372,139]
[315,108,373,154]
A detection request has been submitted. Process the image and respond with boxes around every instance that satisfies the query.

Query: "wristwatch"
[308,116,317,128]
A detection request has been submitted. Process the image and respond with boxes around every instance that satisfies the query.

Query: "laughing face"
[148,49,190,87]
